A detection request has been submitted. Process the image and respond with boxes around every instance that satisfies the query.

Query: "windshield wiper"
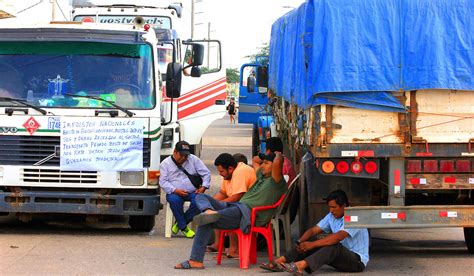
[0,97,48,115]
[64,94,135,117]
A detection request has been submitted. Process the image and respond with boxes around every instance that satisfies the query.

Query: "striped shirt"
[317,213,369,266]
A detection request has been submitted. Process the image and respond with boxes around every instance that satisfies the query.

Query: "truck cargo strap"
[345,205,474,228]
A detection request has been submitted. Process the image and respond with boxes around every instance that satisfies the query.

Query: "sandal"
[280,262,303,275]
[212,253,239,260]
[224,253,239,259]
[260,261,283,272]
[206,246,218,253]
[174,260,205,270]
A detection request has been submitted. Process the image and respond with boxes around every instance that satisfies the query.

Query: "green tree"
[245,43,269,64]
[226,68,240,83]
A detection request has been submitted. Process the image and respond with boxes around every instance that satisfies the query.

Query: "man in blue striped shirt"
[261,190,369,274]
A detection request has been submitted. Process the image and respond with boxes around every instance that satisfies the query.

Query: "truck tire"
[252,126,259,157]
[464,227,474,253]
[129,215,155,232]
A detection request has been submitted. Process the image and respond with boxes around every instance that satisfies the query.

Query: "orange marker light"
[321,160,335,174]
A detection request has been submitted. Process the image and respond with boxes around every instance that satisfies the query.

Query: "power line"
[56,1,68,20]
[17,0,44,14]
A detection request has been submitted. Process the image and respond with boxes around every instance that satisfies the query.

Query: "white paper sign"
[60,117,144,171]
[469,178,474,184]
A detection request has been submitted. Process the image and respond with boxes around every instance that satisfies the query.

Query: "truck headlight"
[162,128,173,148]
[120,171,144,186]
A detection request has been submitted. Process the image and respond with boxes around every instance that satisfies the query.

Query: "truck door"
[238,63,269,125]
[177,40,227,146]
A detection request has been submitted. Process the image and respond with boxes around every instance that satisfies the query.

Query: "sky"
[0,0,306,68]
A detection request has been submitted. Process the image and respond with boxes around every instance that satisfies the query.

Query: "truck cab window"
[0,41,155,109]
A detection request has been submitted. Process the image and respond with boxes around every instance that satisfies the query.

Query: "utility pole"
[190,0,194,39]
[51,0,57,21]
[207,22,210,68]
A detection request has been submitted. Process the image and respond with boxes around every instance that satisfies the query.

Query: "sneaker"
[171,223,179,235]
[181,227,195,238]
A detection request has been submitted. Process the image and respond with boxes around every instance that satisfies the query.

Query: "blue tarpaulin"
[268,0,474,111]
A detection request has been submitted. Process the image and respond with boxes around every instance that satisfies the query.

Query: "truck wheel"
[129,215,155,232]
[252,126,259,157]
[464,227,474,253]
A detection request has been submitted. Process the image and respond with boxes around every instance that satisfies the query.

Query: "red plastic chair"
[216,194,285,269]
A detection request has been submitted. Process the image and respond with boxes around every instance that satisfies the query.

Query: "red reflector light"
[444,177,456,183]
[358,150,374,157]
[144,24,151,31]
[456,160,470,172]
[406,160,422,173]
[364,161,378,174]
[321,161,335,174]
[423,160,438,172]
[336,161,349,174]
[440,160,454,172]
[350,161,363,174]
[397,212,406,220]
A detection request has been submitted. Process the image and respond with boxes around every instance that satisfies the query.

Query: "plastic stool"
[164,201,195,238]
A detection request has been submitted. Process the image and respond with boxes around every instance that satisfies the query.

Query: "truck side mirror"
[190,43,204,66]
[191,66,201,77]
[183,40,222,75]
[166,62,182,98]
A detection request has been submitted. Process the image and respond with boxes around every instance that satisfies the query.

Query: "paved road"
[1,117,472,275]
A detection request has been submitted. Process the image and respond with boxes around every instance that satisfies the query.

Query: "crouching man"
[261,190,369,274]
[174,152,287,270]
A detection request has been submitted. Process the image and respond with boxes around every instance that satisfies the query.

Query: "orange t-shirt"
[221,162,257,198]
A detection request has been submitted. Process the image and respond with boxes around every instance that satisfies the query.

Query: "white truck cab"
[0,21,191,231]
[71,1,227,158]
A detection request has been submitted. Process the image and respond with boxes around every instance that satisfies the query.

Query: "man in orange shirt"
[207,153,256,258]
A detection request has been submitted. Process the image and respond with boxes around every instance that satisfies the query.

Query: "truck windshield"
[0,41,155,109]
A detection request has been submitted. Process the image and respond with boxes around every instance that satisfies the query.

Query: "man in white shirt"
[160,141,211,238]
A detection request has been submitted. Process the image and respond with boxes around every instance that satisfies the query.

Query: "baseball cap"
[175,141,191,156]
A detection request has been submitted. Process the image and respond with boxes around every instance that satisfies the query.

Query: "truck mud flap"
[0,191,160,216]
[345,205,474,228]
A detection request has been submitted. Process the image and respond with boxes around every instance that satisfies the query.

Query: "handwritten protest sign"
[60,117,144,171]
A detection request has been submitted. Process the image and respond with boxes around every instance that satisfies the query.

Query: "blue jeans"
[190,194,242,262]
[166,192,200,230]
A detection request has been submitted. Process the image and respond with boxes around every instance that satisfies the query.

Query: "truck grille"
[0,135,151,167]
[22,168,99,184]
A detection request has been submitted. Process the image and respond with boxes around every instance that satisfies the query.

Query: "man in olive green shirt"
[174,152,287,270]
